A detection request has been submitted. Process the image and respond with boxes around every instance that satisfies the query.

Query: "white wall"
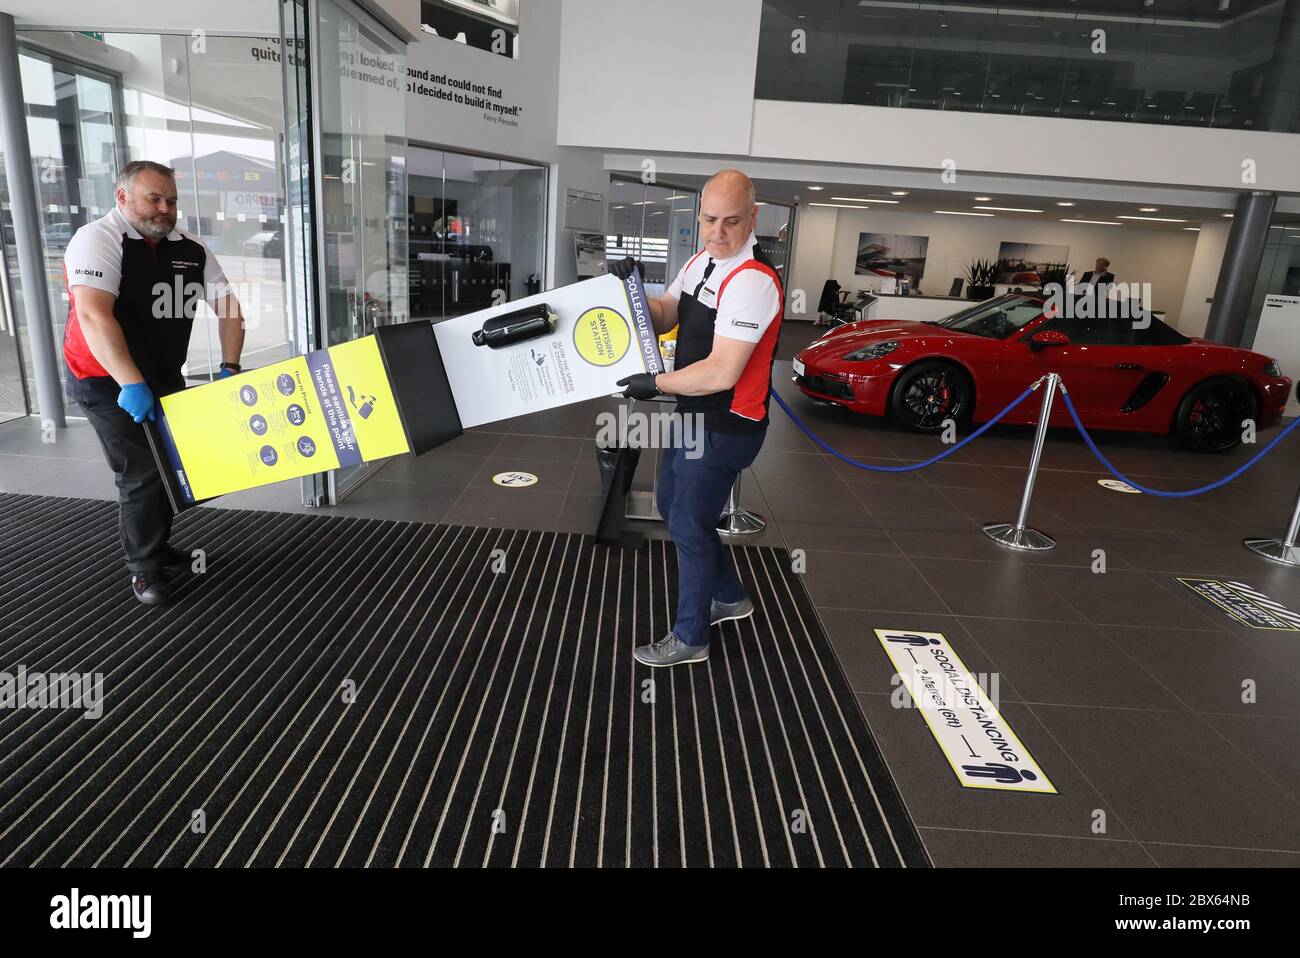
[790,206,1199,327]
[405,0,609,287]
[556,0,761,157]
[357,0,420,41]
[750,100,1300,196]
[786,204,835,320]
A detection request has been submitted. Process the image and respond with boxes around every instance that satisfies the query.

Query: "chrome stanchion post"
[983,373,1059,551]
[718,471,765,536]
[1244,483,1300,566]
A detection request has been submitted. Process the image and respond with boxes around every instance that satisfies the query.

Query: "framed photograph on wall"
[995,242,1070,285]
[855,232,929,288]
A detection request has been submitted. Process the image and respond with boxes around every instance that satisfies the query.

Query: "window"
[407,145,546,321]
[756,0,1300,132]
[606,178,694,291]
[5,31,292,415]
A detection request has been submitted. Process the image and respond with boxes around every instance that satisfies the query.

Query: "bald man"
[613,170,784,667]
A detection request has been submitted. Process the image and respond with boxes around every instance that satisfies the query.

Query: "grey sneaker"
[633,632,709,668]
[710,595,754,627]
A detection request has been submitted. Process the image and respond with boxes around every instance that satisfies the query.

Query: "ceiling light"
[612,204,626,209]
[1139,207,1159,212]
[828,196,900,204]
[975,206,1043,213]
[935,210,994,216]
[973,196,992,202]
[890,191,908,196]
[1060,218,1122,225]
[1222,213,1234,218]
[1183,227,1201,231]
[807,185,824,191]
[1117,215,1187,223]
[1056,201,1076,207]
[809,202,898,210]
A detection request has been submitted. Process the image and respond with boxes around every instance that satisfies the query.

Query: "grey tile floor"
[4,328,1300,868]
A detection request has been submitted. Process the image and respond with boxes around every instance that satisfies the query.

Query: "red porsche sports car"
[792,293,1292,452]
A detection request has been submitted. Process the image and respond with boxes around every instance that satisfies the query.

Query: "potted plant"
[963,258,997,300]
[1035,262,1075,294]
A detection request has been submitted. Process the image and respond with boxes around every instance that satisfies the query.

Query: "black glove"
[616,373,660,400]
[609,256,639,281]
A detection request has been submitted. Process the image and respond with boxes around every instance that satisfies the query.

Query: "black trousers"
[73,376,173,574]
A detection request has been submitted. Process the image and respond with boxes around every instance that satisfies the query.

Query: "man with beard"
[62,161,246,605]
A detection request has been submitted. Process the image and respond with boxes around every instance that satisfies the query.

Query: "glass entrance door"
[282,0,409,504]
[317,0,408,502]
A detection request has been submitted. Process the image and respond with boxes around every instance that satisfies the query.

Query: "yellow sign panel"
[572,306,631,367]
[155,336,409,502]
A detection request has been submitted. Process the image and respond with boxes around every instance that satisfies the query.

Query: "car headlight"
[1264,359,1281,377]
[843,340,899,362]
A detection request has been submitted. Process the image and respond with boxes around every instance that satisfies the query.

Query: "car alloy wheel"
[891,361,970,433]
[1176,377,1256,453]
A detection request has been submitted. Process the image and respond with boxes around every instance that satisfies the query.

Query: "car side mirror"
[1028,329,1070,352]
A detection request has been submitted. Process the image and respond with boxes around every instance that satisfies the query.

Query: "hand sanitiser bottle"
[472,304,558,348]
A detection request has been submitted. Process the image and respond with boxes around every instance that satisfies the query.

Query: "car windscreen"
[937,295,1044,339]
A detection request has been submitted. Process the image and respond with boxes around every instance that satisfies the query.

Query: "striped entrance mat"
[0,493,927,868]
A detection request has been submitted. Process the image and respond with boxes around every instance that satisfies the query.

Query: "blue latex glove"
[217,366,235,380]
[117,382,156,423]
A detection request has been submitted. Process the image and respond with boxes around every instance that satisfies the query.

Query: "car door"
[1000,314,1150,427]
[953,297,1052,424]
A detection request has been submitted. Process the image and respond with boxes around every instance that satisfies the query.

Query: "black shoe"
[160,546,191,576]
[131,571,172,606]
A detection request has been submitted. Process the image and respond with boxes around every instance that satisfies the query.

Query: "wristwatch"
[219,362,242,373]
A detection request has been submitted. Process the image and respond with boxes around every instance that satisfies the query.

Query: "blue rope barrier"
[1059,388,1300,498]
[771,383,1038,473]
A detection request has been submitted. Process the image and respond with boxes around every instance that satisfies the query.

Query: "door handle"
[1114,362,1142,370]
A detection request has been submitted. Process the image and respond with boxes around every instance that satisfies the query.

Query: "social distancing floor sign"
[1176,578,1300,631]
[875,628,1057,794]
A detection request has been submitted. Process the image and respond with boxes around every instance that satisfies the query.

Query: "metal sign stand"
[718,472,765,536]
[983,373,1058,551]
[1244,483,1300,566]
